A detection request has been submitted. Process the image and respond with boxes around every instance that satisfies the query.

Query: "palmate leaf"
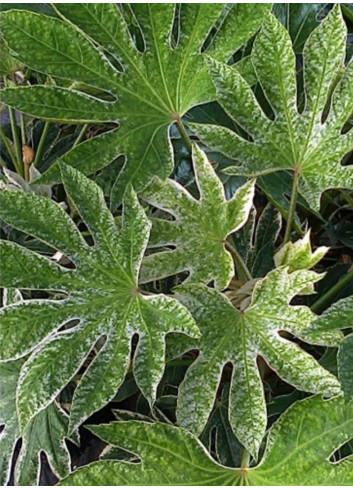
[0,164,198,433]
[58,396,353,485]
[175,267,342,457]
[308,295,353,399]
[0,358,72,486]
[193,5,353,211]
[0,4,270,204]
[140,145,255,289]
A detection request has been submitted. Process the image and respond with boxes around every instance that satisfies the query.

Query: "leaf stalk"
[73,123,89,147]
[33,121,50,168]
[283,166,300,244]
[311,267,353,314]
[175,117,192,153]
[225,240,252,282]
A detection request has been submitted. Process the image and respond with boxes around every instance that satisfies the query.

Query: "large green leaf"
[175,267,341,457]
[308,295,353,399]
[193,6,353,211]
[0,356,72,486]
[0,4,271,203]
[58,396,353,485]
[140,145,255,289]
[0,164,198,433]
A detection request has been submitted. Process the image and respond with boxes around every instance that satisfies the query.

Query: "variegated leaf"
[0,4,271,203]
[58,396,353,485]
[0,164,198,433]
[140,145,255,289]
[308,295,353,399]
[339,334,353,400]
[0,297,72,487]
[193,6,353,211]
[175,267,341,457]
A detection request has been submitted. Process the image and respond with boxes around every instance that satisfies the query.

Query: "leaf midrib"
[79,4,175,115]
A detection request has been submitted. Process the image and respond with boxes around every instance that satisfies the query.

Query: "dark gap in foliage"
[57,319,80,334]
[8,438,22,486]
[121,4,145,53]
[330,437,353,462]
[39,452,58,486]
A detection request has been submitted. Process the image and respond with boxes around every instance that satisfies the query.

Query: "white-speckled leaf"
[309,295,353,333]
[57,396,353,485]
[0,4,270,202]
[140,145,255,289]
[0,165,198,433]
[0,358,72,486]
[339,334,353,400]
[193,6,353,211]
[175,267,342,457]
[308,295,353,399]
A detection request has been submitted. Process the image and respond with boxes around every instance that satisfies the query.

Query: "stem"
[238,447,250,485]
[73,123,89,147]
[175,117,192,152]
[33,121,50,167]
[311,267,353,314]
[5,76,23,176]
[0,126,22,174]
[24,162,31,182]
[11,74,27,146]
[22,68,33,84]
[20,113,26,145]
[283,167,300,244]
[225,240,252,281]
[241,448,250,469]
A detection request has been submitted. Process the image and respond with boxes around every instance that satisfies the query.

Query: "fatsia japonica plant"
[0,2,352,487]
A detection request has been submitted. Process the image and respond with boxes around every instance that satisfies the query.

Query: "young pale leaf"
[175,268,341,457]
[275,230,328,272]
[308,295,353,399]
[0,164,198,432]
[58,396,353,485]
[193,6,353,211]
[274,231,328,296]
[140,145,255,289]
[0,359,72,486]
[0,4,270,203]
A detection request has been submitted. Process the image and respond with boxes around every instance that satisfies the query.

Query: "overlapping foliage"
[0,3,352,486]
